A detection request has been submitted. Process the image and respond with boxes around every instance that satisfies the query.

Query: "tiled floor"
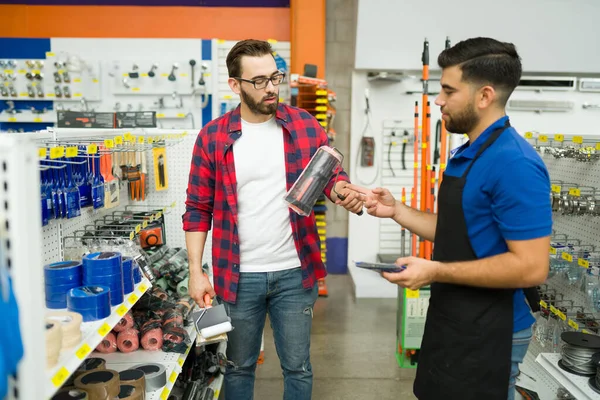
[252,274,417,400]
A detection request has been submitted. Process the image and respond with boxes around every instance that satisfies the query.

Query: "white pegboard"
[519,338,563,399]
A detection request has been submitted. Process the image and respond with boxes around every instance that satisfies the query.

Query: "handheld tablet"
[354,261,406,273]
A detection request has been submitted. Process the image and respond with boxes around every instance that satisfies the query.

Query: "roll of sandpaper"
[51,387,89,399]
[118,369,146,400]
[132,363,167,391]
[118,385,143,400]
[46,311,83,349]
[117,328,140,353]
[95,332,117,354]
[74,369,119,400]
[46,319,62,368]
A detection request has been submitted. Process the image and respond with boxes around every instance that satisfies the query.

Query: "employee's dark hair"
[438,37,522,106]
[226,39,274,78]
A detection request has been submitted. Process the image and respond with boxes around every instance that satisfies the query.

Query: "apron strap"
[462,119,511,178]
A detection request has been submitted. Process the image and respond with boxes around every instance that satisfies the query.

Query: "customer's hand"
[346,184,397,219]
[189,272,216,308]
[332,181,364,215]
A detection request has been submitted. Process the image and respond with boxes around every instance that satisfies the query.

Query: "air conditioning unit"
[516,76,577,92]
[579,78,600,92]
[507,100,574,113]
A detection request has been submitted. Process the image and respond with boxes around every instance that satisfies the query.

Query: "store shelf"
[518,340,561,399]
[536,352,599,400]
[0,111,56,123]
[207,341,227,400]
[100,323,197,400]
[45,277,151,399]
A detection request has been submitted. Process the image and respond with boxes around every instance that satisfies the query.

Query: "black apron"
[414,120,514,400]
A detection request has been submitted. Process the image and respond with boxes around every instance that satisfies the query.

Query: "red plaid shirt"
[182,103,349,303]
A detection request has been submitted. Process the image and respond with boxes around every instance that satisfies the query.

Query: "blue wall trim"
[202,95,213,127]
[2,1,290,6]
[0,38,51,59]
[201,40,212,61]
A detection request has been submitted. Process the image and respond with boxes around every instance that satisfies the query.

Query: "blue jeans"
[220,267,319,400]
[508,326,533,400]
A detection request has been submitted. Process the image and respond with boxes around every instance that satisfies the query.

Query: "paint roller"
[191,293,233,339]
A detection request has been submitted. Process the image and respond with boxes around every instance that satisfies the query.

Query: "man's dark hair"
[438,37,522,106]
[226,39,274,78]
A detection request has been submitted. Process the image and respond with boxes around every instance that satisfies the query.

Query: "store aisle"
[254,274,417,400]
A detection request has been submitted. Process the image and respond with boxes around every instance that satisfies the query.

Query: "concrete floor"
[253,274,417,400]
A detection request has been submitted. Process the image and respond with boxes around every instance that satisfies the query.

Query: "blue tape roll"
[46,299,66,309]
[45,281,82,295]
[44,261,82,282]
[67,285,111,310]
[122,257,135,294]
[82,252,122,276]
[83,274,123,287]
[71,305,111,322]
[133,266,142,284]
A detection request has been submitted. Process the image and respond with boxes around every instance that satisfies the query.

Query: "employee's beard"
[241,88,278,116]
[445,102,480,135]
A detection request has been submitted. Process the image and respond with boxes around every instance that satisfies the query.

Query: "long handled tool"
[437,37,452,200]
[412,101,419,257]
[419,38,430,259]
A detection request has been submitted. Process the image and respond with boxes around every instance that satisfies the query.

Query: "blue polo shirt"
[445,116,552,333]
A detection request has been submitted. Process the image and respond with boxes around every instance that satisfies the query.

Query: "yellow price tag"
[150,214,155,221]
[128,293,139,305]
[114,136,123,145]
[156,211,162,219]
[406,289,419,299]
[7,117,17,122]
[169,371,178,383]
[557,311,566,321]
[596,143,600,151]
[124,132,132,141]
[140,283,148,293]
[554,134,564,142]
[583,329,591,334]
[98,323,111,337]
[38,148,47,158]
[538,135,548,142]
[562,252,573,262]
[138,136,145,144]
[135,224,141,233]
[116,305,128,317]
[104,139,114,149]
[178,358,184,367]
[573,136,583,144]
[540,300,548,309]
[550,305,558,315]
[171,201,176,208]
[569,188,581,196]
[33,117,43,122]
[160,388,170,400]
[129,231,135,240]
[66,146,78,158]
[50,146,65,159]
[74,78,81,83]
[177,113,186,118]
[551,185,561,193]
[579,259,590,268]
[549,247,557,255]
[76,343,91,360]
[51,367,70,387]
[46,52,55,57]
[142,221,148,228]
[568,319,579,330]
[148,137,154,144]
[157,113,165,118]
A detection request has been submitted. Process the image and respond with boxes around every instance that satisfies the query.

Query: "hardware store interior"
[2,1,600,399]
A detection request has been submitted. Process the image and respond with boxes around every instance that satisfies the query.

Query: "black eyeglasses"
[234,73,286,90]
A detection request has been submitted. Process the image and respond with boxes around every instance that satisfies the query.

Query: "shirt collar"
[453,116,509,160]
[227,103,289,134]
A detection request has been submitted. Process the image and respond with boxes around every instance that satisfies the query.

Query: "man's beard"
[241,88,278,116]
[444,102,480,135]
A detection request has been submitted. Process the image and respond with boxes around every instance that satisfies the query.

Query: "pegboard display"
[0,57,102,102]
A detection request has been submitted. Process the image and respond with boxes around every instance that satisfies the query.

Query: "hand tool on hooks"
[63,86,71,98]
[437,37,451,198]
[147,64,158,78]
[419,38,431,259]
[388,131,397,177]
[189,59,196,89]
[168,63,179,82]
[129,63,139,79]
[199,62,208,86]
[401,130,409,170]
[27,85,35,98]
[53,71,62,83]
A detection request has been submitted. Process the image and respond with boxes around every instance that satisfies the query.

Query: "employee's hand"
[345,184,397,219]
[382,256,440,290]
[189,272,216,308]
[332,181,364,214]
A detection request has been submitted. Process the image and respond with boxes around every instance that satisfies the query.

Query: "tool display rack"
[0,127,225,400]
[517,132,600,400]
[290,75,332,139]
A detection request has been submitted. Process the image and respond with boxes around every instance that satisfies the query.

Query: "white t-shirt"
[233,117,301,272]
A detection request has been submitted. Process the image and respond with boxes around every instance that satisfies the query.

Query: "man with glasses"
[183,39,363,400]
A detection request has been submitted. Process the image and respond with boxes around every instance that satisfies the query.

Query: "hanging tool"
[388,131,397,177]
[401,130,409,170]
[189,59,196,89]
[148,64,158,78]
[412,101,419,257]
[438,37,452,196]
[419,38,430,259]
[168,63,179,82]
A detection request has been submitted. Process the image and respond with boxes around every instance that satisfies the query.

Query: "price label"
[596,143,600,151]
[124,132,133,141]
[132,88,140,92]
[583,329,591,334]
[171,201,176,208]
[160,388,170,400]
[538,135,548,142]
[135,224,141,233]
[562,252,573,262]
[140,283,148,293]
[573,136,584,144]
[150,214,155,222]
[74,93,82,97]
[46,52,55,57]
[169,371,178,383]
[178,358,184,367]
[75,343,91,360]
[114,136,123,145]
[74,78,81,83]
[557,311,566,321]
[142,220,148,228]
[156,212,162,219]
[148,137,154,144]
[50,146,65,159]
[104,139,114,149]
[87,144,98,155]
[128,293,139,304]
[38,148,47,158]
[66,147,78,158]
[138,136,145,144]
[177,113,186,118]
[551,185,561,193]
[7,117,17,122]
[51,367,70,387]
[116,304,128,317]
[568,319,579,330]
[98,323,111,337]
[569,188,581,196]
[550,305,558,315]
[540,300,548,309]
[33,117,42,122]
[46,93,55,97]
[550,247,557,255]
[129,231,135,240]
[579,259,590,268]
[157,113,165,118]
[92,79,99,83]
[406,289,419,298]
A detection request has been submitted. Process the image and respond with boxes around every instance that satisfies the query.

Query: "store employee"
[349,37,552,400]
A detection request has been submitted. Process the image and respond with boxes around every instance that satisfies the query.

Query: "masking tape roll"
[52,387,89,400]
[67,286,111,322]
[74,369,119,400]
[44,261,83,283]
[75,358,106,379]
[118,384,143,400]
[46,319,62,368]
[131,363,167,392]
[46,311,83,350]
[118,369,146,400]
[122,257,135,294]
[83,251,123,277]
